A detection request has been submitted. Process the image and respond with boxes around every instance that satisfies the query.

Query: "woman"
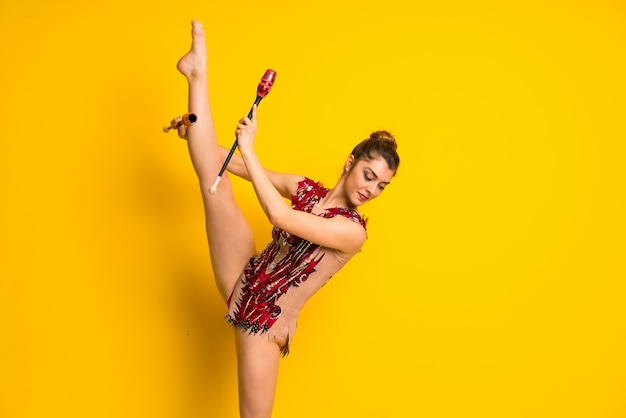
[172,20,400,418]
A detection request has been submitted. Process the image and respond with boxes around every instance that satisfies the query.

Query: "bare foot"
[176,20,207,80]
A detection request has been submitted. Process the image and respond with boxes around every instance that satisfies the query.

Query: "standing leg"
[235,331,282,418]
[177,20,255,302]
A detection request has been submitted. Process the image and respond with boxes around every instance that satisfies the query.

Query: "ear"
[344,155,355,172]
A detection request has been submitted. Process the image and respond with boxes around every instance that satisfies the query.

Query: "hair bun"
[370,130,397,150]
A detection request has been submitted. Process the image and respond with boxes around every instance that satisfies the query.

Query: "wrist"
[238,142,254,156]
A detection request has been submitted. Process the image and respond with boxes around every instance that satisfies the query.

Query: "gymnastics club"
[163,112,197,133]
[208,69,277,195]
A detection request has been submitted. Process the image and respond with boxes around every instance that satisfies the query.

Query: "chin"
[352,197,366,208]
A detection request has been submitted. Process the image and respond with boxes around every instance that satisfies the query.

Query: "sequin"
[225,178,367,355]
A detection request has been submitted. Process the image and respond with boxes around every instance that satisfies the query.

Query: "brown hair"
[350,130,400,173]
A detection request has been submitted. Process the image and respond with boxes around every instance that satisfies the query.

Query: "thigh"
[199,178,256,303]
[235,330,281,418]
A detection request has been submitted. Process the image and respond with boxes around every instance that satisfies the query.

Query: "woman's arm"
[217,147,302,199]
[236,108,366,255]
[173,114,301,199]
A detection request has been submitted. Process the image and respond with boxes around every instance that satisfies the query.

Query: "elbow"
[266,206,289,228]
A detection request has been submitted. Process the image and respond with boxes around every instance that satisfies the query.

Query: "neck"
[316,188,333,208]
[316,187,352,209]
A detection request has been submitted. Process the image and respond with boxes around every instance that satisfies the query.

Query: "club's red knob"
[257,69,277,98]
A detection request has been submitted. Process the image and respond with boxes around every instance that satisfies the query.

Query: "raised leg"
[177,20,256,302]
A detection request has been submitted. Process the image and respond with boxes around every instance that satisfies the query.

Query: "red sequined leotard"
[226,177,367,356]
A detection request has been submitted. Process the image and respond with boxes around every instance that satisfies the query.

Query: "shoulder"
[291,177,328,210]
[324,207,368,230]
[295,177,325,195]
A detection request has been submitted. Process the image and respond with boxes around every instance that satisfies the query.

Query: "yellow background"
[1,1,625,417]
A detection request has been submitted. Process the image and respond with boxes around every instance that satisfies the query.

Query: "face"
[343,155,395,207]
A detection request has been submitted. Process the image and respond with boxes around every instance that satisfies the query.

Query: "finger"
[178,124,188,139]
[251,104,257,122]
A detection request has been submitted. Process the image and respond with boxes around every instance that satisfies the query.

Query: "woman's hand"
[168,115,189,140]
[235,105,257,152]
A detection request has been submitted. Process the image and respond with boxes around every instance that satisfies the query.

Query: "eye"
[364,172,374,181]
[378,184,386,191]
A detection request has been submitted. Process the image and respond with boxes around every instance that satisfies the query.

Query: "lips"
[357,192,368,202]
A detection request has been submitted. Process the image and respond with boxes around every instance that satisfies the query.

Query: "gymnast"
[170,19,400,418]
